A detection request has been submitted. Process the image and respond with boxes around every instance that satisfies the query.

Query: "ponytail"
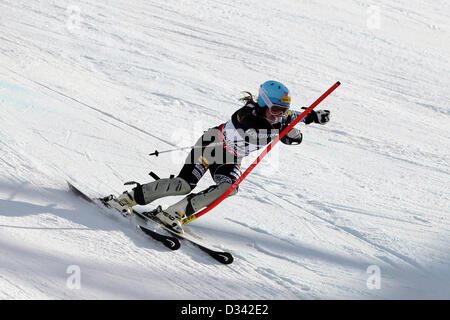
[239,91,257,106]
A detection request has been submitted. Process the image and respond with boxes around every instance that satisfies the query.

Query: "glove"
[303,108,330,125]
[280,112,302,145]
[281,127,302,145]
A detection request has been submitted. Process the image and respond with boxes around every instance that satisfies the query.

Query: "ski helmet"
[257,80,291,108]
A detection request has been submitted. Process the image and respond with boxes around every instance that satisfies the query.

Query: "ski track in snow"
[1,0,449,299]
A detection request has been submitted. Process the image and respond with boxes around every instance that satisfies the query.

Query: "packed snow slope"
[0,0,449,299]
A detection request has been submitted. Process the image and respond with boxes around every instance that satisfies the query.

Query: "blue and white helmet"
[257,80,291,108]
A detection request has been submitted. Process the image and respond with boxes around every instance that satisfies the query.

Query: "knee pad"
[133,177,191,205]
[190,182,237,213]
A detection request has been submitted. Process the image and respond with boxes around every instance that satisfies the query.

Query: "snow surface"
[0,0,449,299]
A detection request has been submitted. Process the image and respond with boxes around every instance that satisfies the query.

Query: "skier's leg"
[104,127,222,220]
[103,177,192,214]
[133,177,191,205]
[123,145,212,209]
[162,163,242,221]
[103,130,214,215]
[150,131,217,231]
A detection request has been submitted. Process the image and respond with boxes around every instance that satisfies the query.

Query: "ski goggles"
[258,87,290,116]
[268,104,290,116]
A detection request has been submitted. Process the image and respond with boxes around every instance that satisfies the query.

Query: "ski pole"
[181,81,341,225]
[150,146,198,157]
[149,140,246,157]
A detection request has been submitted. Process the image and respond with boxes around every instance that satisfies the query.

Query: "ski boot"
[150,205,184,234]
[101,190,136,217]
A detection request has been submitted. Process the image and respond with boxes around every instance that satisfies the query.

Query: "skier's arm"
[286,108,331,125]
[280,111,303,145]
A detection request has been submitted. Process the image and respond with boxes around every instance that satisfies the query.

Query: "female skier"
[103,80,330,233]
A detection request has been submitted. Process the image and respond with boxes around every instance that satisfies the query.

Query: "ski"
[135,209,234,265]
[175,231,234,265]
[67,181,181,250]
[67,181,233,264]
[138,224,180,250]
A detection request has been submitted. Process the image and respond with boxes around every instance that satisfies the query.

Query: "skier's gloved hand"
[303,108,331,125]
[280,111,303,145]
[281,127,303,145]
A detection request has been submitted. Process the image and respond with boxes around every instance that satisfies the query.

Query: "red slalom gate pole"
[181,81,341,225]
